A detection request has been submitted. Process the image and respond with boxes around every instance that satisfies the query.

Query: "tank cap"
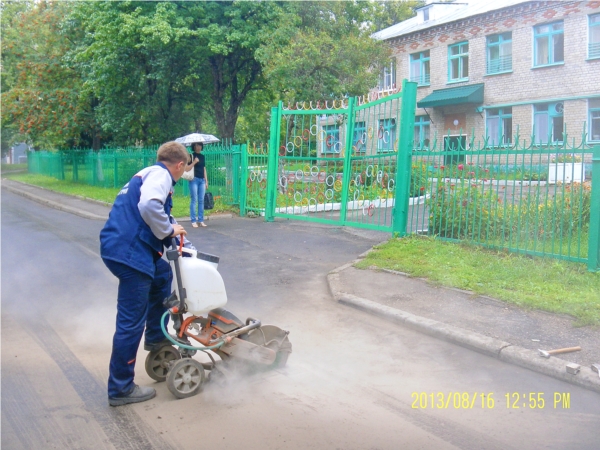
[197,252,220,264]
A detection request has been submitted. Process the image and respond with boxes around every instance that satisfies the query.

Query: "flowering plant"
[552,154,582,163]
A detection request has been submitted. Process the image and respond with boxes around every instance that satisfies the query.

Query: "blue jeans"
[103,258,171,398]
[189,177,206,223]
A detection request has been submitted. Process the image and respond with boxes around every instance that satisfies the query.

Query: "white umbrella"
[175,133,220,145]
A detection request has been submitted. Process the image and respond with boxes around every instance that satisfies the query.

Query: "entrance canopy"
[417,83,484,108]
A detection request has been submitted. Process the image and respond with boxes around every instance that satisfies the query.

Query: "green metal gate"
[264,80,417,234]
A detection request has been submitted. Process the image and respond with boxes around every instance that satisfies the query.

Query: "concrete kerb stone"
[499,346,600,392]
[327,263,600,394]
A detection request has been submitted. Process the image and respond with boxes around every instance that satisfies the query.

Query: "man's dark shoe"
[109,385,156,407]
[144,338,173,352]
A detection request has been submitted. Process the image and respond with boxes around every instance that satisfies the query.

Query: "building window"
[410,51,430,86]
[486,108,512,146]
[413,116,430,150]
[321,124,341,154]
[377,118,396,152]
[378,59,396,92]
[534,21,564,66]
[487,32,512,74]
[589,98,600,142]
[448,42,469,82]
[353,121,366,153]
[534,102,564,144]
[590,14,600,59]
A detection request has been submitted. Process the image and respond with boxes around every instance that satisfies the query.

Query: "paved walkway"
[2,177,599,393]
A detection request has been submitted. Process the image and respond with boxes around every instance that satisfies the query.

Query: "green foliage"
[70,1,207,145]
[3,0,422,148]
[410,162,428,197]
[2,0,95,149]
[259,1,395,103]
[428,178,592,246]
[432,162,548,182]
[505,182,592,241]
[428,181,505,241]
[370,0,423,32]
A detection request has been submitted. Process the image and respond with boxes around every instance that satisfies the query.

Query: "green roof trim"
[417,83,484,108]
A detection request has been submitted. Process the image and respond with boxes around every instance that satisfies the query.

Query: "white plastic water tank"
[173,248,228,315]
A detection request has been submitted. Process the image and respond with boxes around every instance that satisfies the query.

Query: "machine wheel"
[145,346,181,382]
[167,358,205,399]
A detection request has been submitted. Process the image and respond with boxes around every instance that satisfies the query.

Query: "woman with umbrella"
[187,142,208,227]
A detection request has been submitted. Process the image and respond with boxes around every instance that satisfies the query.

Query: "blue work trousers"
[103,258,171,398]
[189,177,206,223]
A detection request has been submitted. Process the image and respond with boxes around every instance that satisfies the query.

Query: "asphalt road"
[2,188,600,450]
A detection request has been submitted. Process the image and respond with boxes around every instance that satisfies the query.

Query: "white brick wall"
[387,1,600,146]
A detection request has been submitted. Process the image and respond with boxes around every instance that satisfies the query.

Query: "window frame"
[378,59,396,93]
[353,121,367,153]
[589,98,600,142]
[377,118,397,153]
[486,32,512,74]
[448,41,469,83]
[485,107,513,146]
[413,116,431,150]
[533,102,564,144]
[589,13,600,60]
[321,124,341,155]
[533,21,564,67]
[409,51,431,86]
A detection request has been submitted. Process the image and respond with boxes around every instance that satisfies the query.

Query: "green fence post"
[392,79,417,237]
[60,153,65,180]
[236,144,246,205]
[91,152,97,186]
[265,104,281,222]
[587,145,600,271]
[340,97,356,223]
[113,154,119,188]
[240,142,249,217]
[73,151,79,182]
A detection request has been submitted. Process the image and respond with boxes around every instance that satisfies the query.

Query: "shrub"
[410,162,428,197]
[427,180,505,240]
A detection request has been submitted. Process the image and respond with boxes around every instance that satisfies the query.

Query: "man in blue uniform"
[100,141,193,406]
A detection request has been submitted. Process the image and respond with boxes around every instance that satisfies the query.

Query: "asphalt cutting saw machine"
[145,239,292,399]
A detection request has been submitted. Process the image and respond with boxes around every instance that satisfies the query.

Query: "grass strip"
[3,173,236,218]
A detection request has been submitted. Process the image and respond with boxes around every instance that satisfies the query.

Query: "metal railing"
[27,143,244,205]
[487,55,512,74]
[407,127,600,271]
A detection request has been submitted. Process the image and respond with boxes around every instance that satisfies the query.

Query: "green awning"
[417,83,484,108]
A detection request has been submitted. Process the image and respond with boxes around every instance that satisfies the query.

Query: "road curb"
[2,180,108,221]
[327,269,600,394]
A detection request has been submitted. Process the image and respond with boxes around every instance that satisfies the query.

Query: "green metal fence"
[240,142,270,217]
[23,97,600,271]
[263,79,418,234]
[407,128,600,271]
[27,143,244,205]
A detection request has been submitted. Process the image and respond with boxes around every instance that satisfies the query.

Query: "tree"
[3,1,420,149]
[236,1,418,141]
[70,1,211,146]
[259,1,420,103]
[195,1,286,140]
[371,0,422,32]
[2,0,96,149]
